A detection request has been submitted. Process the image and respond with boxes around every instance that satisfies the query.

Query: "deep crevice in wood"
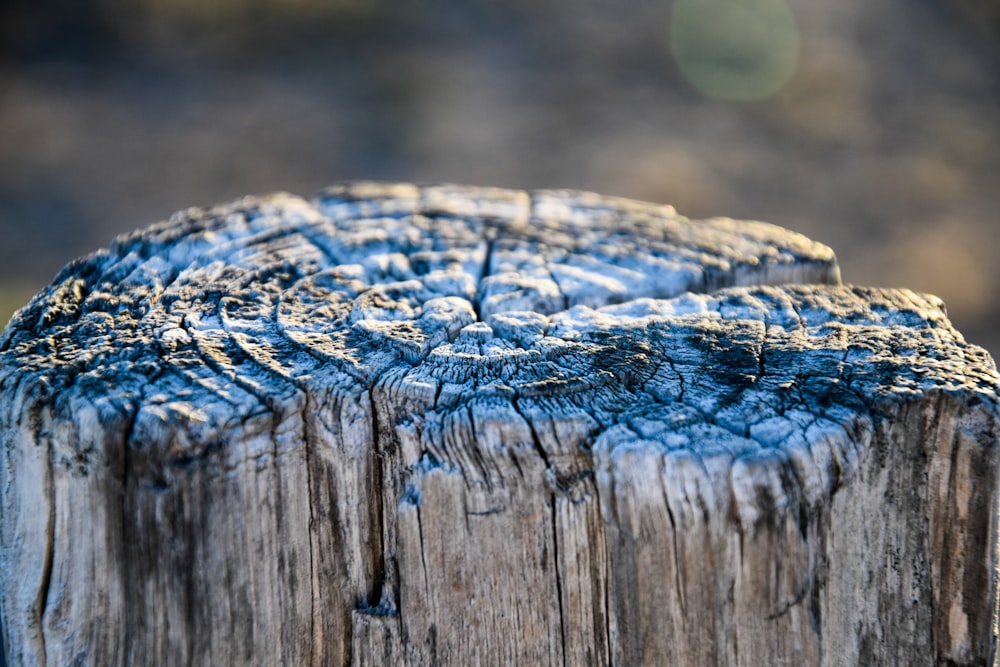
[35,435,53,667]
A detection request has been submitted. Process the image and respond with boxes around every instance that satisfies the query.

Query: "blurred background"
[0,0,998,358]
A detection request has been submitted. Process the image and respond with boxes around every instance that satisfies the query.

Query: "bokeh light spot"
[669,0,800,101]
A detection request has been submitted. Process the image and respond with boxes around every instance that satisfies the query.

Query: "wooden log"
[0,182,997,666]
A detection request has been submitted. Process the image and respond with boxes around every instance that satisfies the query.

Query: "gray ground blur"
[0,0,998,359]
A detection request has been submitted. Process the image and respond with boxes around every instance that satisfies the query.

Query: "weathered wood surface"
[1,182,997,666]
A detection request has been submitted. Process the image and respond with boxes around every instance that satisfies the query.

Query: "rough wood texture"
[1,182,997,666]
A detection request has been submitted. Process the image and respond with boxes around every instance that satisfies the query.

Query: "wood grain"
[0,182,996,665]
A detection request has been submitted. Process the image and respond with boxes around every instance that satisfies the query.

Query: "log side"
[0,182,996,666]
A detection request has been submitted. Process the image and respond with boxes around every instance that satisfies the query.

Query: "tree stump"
[1,182,998,666]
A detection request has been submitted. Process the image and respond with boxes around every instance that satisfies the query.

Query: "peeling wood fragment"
[0,182,996,666]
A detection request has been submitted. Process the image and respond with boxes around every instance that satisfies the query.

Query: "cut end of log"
[1,182,997,666]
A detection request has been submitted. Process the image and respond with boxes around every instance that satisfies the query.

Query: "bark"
[0,182,996,666]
